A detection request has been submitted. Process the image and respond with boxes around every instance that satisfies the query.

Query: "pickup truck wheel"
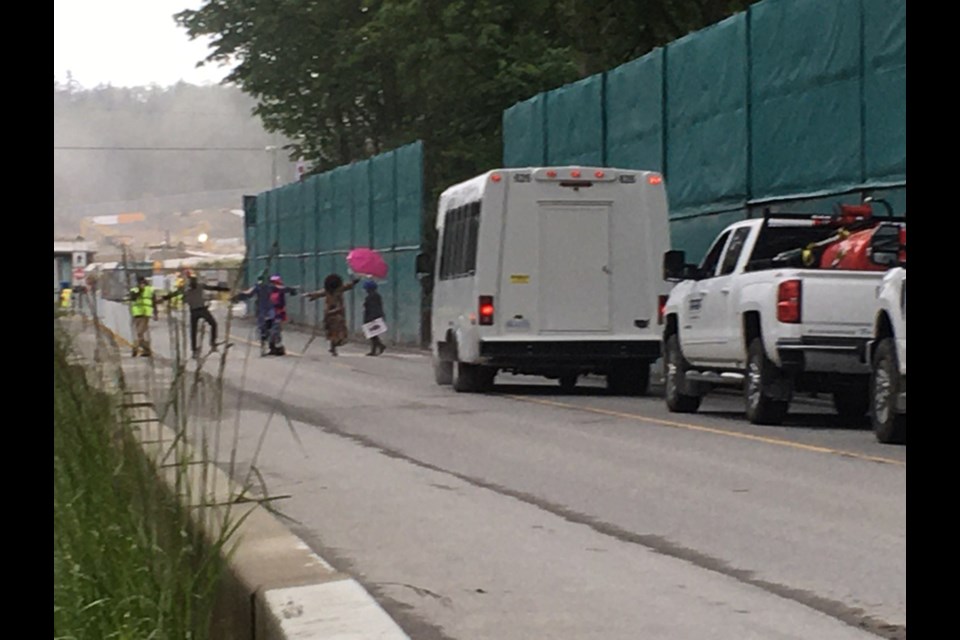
[745,338,789,425]
[870,338,906,444]
[832,378,870,425]
[433,354,453,386]
[664,336,701,413]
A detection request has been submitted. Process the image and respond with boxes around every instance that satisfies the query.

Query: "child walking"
[362,279,386,356]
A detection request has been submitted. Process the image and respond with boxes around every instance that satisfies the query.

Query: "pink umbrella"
[346,247,389,280]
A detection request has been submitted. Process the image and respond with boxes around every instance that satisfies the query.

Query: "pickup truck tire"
[559,374,578,392]
[433,354,453,385]
[664,336,701,413]
[452,360,495,393]
[832,378,870,425]
[870,338,906,444]
[607,362,651,396]
[745,338,789,425]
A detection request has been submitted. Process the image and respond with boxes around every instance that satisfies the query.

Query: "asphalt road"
[89,312,907,640]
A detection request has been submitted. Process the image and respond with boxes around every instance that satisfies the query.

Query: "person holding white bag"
[362,279,386,356]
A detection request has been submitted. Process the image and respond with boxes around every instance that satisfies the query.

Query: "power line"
[54,145,272,152]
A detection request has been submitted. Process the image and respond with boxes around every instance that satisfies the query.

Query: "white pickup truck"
[661,206,906,425]
[866,224,906,443]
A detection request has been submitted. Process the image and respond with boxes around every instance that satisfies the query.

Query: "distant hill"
[54,80,298,239]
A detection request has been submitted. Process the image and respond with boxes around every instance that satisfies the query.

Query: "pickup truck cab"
[661,205,905,425]
[866,225,906,443]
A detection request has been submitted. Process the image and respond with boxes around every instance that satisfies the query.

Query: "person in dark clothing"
[362,279,386,356]
[234,274,298,355]
[306,273,359,356]
[165,273,232,357]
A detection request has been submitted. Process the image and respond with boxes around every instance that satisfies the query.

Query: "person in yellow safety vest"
[170,271,186,310]
[128,275,158,357]
[59,282,72,312]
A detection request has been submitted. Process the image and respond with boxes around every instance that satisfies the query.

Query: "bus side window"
[465,201,480,275]
[438,210,449,280]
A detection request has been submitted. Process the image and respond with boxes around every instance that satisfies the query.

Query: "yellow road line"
[505,395,905,467]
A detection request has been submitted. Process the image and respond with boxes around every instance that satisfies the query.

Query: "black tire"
[452,361,494,393]
[663,335,701,413]
[606,362,651,396]
[433,354,453,386]
[559,374,578,392]
[870,338,906,444]
[744,337,789,425]
[832,378,870,425]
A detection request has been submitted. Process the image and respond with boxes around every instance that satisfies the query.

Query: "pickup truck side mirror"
[663,250,691,282]
[415,252,433,277]
[868,223,904,267]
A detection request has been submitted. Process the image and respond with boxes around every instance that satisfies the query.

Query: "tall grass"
[54,323,227,640]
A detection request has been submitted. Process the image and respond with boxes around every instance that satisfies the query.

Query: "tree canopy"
[175,0,757,207]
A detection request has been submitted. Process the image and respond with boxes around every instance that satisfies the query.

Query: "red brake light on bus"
[490,173,502,182]
[479,296,495,325]
[777,279,802,323]
[647,174,663,185]
[595,170,605,178]
[570,169,581,178]
[658,295,668,324]
[546,170,557,178]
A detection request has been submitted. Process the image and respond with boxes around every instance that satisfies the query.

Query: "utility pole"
[267,132,279,188]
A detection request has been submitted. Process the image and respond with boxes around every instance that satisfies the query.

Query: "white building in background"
[54,240,96,291]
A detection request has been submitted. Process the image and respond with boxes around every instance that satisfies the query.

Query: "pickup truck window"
[699,230,731,279]
[744,225,838,271]
[720,227,751,275]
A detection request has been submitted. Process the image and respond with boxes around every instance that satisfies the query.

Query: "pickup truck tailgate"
[796,270,880,339]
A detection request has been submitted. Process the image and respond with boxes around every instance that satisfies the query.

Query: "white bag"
[362,318,388,338]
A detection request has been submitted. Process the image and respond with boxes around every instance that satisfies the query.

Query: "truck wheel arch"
[743,311,762,350]
[869,311,894,363]
[664,314,679,340]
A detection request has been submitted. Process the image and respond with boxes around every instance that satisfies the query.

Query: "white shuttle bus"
[416,166,672,393]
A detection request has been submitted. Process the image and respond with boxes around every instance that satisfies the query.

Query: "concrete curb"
[71,313,410,640]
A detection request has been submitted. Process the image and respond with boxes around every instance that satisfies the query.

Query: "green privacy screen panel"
[349,160,372,250]
[246,141,424,344]
[863,0,906,184]
[371,151,396,250]
[671,210,749,264]
[545,75,604,167]
[605,50,664,173]
[396,141,424,248]
[750,0,863,199]
[502,94,547,168]
[279,182,304,256]
[302,175,319,258]
[666,13,749,216]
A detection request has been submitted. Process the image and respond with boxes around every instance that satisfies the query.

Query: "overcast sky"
[54,0,232,88]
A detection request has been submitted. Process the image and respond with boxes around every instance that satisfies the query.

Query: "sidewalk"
[62,310,411,640]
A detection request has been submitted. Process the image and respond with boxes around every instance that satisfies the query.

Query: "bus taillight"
[479,296,495,325]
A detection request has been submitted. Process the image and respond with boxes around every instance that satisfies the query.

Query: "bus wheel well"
[438,330,457,361]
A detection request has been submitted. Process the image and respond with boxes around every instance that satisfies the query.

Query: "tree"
[175,0,758,217]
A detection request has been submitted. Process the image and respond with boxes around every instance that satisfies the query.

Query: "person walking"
[128,275,158,357]
[306,273,360,356]
[234,274,298,355]
[167,272,232,358]
[361,280,386,356]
